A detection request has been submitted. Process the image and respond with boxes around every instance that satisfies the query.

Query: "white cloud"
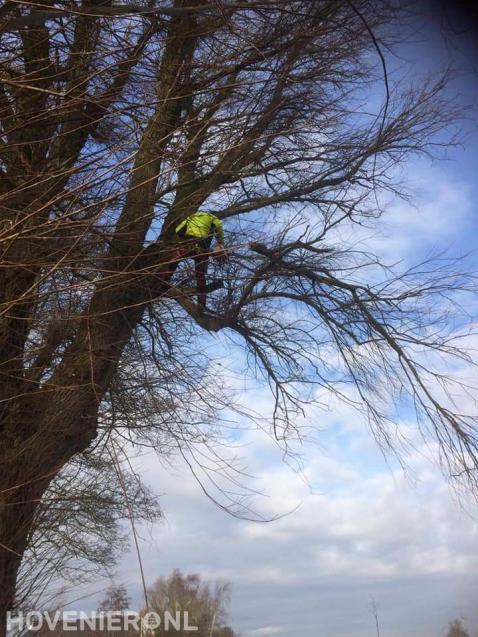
[101,383,478,637]
[77,157,478,637]
[326,160,475,267]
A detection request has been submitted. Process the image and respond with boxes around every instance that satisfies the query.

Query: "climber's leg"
[158,249,181,294]
[193,253,209,308]
[192,239,212,308]
[165,237,195,282]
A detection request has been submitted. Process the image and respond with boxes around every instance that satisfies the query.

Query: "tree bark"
[0,474,49,637]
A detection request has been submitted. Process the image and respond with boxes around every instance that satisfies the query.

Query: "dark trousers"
[170,236,212,307]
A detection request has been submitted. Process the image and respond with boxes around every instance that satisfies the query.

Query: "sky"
[75,4,478,637]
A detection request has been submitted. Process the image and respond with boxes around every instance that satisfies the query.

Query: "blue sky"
[72,5,478,637]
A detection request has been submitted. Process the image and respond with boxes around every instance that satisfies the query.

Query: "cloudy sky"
[78,4,478,637]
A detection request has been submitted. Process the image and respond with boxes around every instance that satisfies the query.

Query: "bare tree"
[447,619,471,637]
[146,570,235,637]
[369,596,381,637]
[0,0,476,632]
[15,448,160,612]
[98,584,131,613]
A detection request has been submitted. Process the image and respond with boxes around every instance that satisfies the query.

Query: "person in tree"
[173,211,226,309]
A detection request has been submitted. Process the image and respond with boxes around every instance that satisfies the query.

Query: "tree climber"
[172,211,227,309]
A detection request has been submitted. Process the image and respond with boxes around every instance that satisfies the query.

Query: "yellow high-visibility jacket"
[175,212,224,245]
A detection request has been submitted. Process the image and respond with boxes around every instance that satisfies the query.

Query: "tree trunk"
[0,264,172,630]
[0,552,19,637]
[0,477,48,637]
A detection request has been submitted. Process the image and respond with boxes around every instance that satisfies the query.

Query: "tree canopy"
[147,570,236,637]
[0,0,476,631]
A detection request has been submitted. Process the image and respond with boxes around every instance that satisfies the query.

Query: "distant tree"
[447,619,470,637]
[146,570,236,637]
[99,583,131,613]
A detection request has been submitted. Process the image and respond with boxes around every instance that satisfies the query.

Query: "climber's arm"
[211,216,224,245]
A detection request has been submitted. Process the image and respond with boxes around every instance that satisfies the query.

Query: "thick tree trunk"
[0,477,47,637]
[0,270,168,633]
[0,548,21,637]
[0,554,19,637]
[0,1,200,625]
